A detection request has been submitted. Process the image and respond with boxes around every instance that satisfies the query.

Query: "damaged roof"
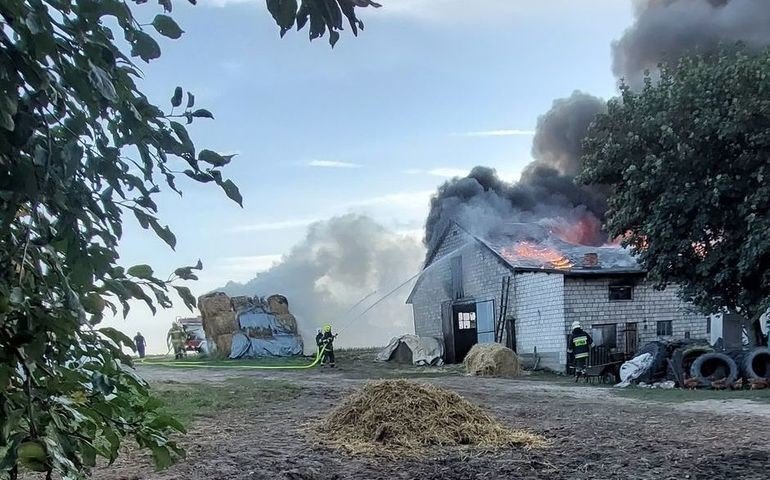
[407,222,643,304]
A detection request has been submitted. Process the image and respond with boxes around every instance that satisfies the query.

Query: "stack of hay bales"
[267,294,299,333]
[464,343,521,377]
[316,379,543,455]
[197,292,237,354]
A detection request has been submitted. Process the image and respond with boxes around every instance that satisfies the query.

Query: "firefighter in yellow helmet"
[167,321,187,360]
[315,324,337,368]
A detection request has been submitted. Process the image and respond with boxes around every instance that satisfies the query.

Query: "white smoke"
[220,214,425,350]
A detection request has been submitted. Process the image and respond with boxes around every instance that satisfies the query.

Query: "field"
[95,350,770,480]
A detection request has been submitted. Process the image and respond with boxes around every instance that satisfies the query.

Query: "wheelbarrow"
[577,360,624,384]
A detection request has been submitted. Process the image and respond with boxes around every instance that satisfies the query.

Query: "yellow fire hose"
[140,345,329,370]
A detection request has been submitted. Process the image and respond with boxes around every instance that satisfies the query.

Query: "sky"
[105,0,635,353]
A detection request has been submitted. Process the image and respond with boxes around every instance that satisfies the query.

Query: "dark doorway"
[452,303,478,362]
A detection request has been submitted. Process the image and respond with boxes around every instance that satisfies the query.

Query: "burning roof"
[475,223,641,274]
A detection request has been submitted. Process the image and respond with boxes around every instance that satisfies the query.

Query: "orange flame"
[500,242,573,270]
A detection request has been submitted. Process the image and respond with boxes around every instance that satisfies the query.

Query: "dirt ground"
[94,355,770,480]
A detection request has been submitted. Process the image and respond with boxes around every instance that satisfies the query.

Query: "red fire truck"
[177,316,206,353]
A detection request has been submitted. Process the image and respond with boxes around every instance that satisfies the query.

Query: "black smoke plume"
[613,0,770,87]
[424,92,607,257]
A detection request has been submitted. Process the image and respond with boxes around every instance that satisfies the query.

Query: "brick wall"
[564,276,709,353]
[513,273,566,370]
[410,224,512,344]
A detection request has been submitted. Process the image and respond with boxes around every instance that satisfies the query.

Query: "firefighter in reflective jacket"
[315,324,336,368]
[167,322,187,360]
[568,321,593,378]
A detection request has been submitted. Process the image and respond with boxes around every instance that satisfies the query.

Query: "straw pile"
[464,343,521,377]
[316,380,543,455]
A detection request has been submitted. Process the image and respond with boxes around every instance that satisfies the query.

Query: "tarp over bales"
[229,305,303,358]
[377,335,444,366]
[199,292,304,358]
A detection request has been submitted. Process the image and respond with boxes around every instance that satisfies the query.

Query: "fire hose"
[141,344,329,370]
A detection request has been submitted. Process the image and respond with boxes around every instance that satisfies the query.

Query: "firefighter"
[133,331,146,359]
[315,324,337,368]
[167,322,187,360]
[568,321,593,380]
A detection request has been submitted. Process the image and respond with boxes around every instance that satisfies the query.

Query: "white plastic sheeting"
[377,335,444,366]
[615,353,653,388]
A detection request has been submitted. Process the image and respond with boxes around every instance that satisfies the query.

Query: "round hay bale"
[316,380,543,455]
[464,343,520,377]
[267,294,290,315]
[198,292,231,317]
[198,292,237,338]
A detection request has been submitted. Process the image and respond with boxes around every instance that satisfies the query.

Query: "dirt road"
[95,361,770,480]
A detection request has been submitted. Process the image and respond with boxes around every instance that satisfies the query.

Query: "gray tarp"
[377,335,444,366]
[229,306,303,358]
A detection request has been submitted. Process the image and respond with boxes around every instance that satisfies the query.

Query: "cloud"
[226,218,320,233]
[403,168,468,178]
[217,254,283,272]
[307,160,363,169]
[347,190,434,208]
[227,190,433,235]
[459,129,536,137]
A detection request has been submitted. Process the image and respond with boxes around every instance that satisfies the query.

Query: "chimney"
[582,252,599,268]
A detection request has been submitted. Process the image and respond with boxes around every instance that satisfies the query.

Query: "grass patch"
[140,355,314,368]
[613,387,770,404]
[150,378,303,426]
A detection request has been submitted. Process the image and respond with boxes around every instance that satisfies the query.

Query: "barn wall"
[513,272,566,371]
[410,224,512,349]
[564,277,709,352]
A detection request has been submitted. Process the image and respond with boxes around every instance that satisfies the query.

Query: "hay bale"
[267,294,290,315]
[213,333,233,354]
[198,292,237,339]
[274,313,298,334]
[316,380,543,455]
[230,296,254,311]
[464,343,521,377]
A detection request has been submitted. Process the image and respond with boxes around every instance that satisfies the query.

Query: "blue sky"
[106,0,634,353]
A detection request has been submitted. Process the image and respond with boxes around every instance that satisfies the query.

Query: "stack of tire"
[732,347,770,386]
[640,341,770,388]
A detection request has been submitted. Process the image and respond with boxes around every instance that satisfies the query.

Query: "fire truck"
[177,316,207,353]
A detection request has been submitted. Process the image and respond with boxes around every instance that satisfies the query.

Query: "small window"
[706,318,711,334]
[657,320,673,336]
[609,285,633,301]
[457,311,476,330]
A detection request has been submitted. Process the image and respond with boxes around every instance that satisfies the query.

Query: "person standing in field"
[568,321,593,380]
[133,331,146,359]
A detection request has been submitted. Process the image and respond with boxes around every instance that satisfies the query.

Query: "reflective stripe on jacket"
[570,328,592,359]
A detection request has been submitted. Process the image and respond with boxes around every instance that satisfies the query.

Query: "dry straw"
[464,343,521,378]
[316,380,544,456]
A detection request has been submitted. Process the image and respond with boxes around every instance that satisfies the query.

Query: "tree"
[0,0,375,478]
[580,48,770,344]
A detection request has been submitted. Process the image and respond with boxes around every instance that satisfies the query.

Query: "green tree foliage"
[0,0,375,478]
[580,49,770,343]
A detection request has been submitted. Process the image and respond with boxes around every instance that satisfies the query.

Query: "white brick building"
[406,223,709,371]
